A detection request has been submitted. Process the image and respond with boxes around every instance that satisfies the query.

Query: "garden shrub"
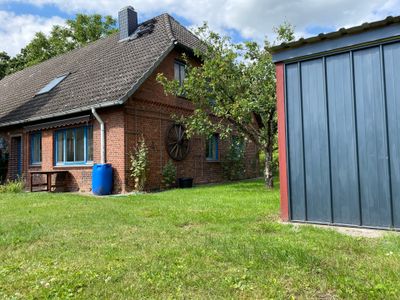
[130,138,149,191]
[162,160,177,189]
[0,178,24,193]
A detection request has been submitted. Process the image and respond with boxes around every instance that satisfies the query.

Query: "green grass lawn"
[1,180,400,299]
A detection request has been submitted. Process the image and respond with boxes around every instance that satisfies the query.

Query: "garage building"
[272,16,400,229]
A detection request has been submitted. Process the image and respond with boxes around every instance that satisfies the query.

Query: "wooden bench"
[29,170,69,192]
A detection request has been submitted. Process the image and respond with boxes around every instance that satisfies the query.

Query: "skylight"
[36,74,69,95]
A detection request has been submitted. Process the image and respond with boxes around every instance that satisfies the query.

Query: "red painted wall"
[276,63,289,221]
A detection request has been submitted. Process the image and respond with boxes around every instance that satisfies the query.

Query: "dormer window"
[36,73,69,95]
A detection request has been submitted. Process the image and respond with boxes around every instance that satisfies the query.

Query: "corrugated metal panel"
[301,59,332,222]
[326,53,360,225]
[383,42,400,227]
[286,63,306,220]
[285,40,400,229]
[353,47,392,227]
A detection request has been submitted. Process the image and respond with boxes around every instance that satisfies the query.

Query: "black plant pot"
[178,177,193,188]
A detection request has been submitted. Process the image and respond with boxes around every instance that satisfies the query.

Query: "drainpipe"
[91,108,105,164]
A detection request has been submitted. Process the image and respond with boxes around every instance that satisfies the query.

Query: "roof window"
[36,73,69,95]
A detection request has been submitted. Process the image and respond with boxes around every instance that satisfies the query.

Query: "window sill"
[54,164,93,169]
[29,164,42,168]
[206,159,220,163]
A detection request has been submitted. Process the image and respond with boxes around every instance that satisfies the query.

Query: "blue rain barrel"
[92,164,113,195]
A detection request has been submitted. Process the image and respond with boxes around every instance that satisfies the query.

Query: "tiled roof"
[170,16,202,51]
[0,13,203,127]
[271,16,400,53]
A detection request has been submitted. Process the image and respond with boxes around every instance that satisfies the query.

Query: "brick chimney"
[118,6,138,40]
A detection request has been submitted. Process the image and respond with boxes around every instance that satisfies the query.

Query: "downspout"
[91,108,105,164]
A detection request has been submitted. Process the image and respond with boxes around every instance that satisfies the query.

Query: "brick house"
[0,6,259,193]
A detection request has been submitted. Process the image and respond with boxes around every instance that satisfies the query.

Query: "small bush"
[130,138,149,191]
[162,160,177,189]
[0,178,24,193]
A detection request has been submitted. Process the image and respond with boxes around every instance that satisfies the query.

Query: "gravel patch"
[282,221,399,238]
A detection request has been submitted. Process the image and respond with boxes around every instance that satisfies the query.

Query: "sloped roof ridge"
[168,14,204,48]
[163,13,176,42]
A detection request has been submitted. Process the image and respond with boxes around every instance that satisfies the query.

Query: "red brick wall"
[124,49,259,190]
[0,108,126,193]
[7,134,21,180]
[42,108,126,193]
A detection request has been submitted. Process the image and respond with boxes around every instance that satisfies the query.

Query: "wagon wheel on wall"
[166,124,190,161]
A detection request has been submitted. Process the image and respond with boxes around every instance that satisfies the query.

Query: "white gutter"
[91,108,105,164]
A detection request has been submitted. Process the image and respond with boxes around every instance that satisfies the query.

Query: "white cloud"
[0,10,64,55]
[1,0,400,55]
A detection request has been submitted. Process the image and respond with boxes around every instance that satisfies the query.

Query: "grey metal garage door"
[285,42,400,229]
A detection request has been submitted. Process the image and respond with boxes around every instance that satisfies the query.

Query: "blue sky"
[0,0,399,56]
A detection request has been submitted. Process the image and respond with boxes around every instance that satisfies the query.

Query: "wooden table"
[29,170,69,192]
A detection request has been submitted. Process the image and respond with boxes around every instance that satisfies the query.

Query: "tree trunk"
[264,147,274,189]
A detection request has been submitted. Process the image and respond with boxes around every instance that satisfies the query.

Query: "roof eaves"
[270,15,400,53]
[0,99,121,128]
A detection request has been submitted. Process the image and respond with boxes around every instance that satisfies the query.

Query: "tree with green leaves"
[67,14,117,47]
[1,13,117,77]
[0,52,10,80]
[157,23,295,188]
